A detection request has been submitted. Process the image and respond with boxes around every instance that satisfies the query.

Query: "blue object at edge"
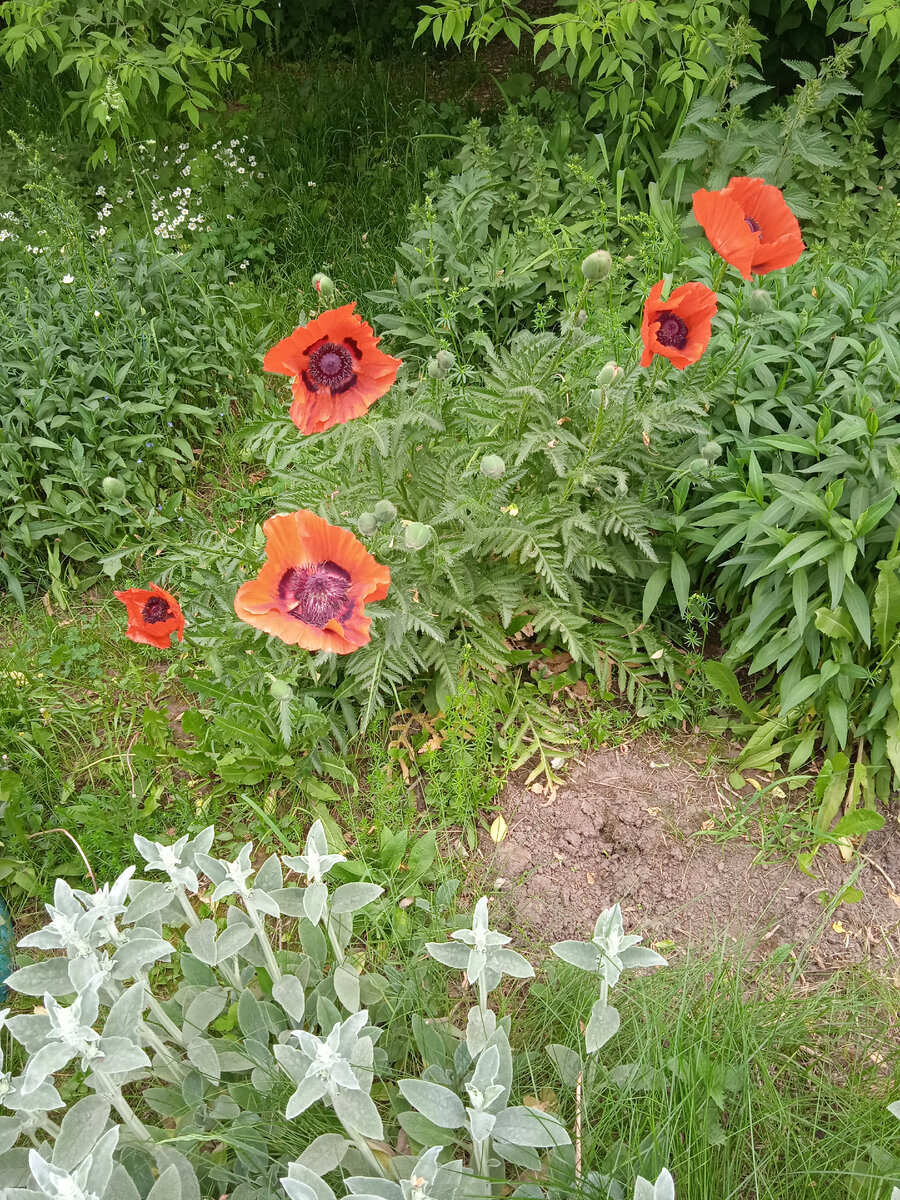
[0,896,13,1001]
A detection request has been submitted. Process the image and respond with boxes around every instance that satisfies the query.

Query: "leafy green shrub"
[0,820,670,1198]
[0,198,265,601]
[0,0,270,165]
[649,251,900,818]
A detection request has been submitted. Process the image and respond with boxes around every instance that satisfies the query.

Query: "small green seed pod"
[581,249,612,281]
[405,522,433,550]
[480,454,506,480]
[357,511,378,536]
[374,499,397,524]
[749,289,770,315]
[102,476,126,501]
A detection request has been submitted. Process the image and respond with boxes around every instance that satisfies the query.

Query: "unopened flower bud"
[689,457,709,473]
[480,454,505,480]
[313,273,334,297]
[405,522,433,550]
[101,476,126,501]
[597,361,620,387]
[575,309,587,327]
[358,511,378,536]
[374,499,397,524]
[701,440,722,462]
[581,250,612,281]
[269,678,293,701]
[749,288,770,314]
[435,349,455,372]
[427,357,448,380]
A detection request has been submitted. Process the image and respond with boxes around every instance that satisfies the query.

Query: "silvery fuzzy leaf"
[5,1013,51,1053]
[584,1003,620,1055]
[122,882,171,926]
[256,853,283,894]
[283,1181,320,1200]
[183,988,227,1039]
[397,1110,456,1150]
[134,834,200,895]
[106,1164,141,1200]
[617,947,667,971]
[345,1180,401,1200]
[330,884,383,916]
[92,1036,150,1078]
[186,1037,220,1082]
[634,1169,674,1200]
[295,1134,350,1175]
[209,1094,241,1120]
[272,975,306,1024]
[111,931,173,979]
[398,1080,467,1130]
[545,1044,582,1089]
[550,941,602,973]
[493,1139,542,1171]
[332,1086,384,1140]
[220,916,256,968]
[4,1075,63,1114]
[274,1044,312,1085]
[0,1115,28,1154]
[889,1099,900,1119]
[249,887,281,919]
[51,1095,110,1169]
[74,868,135,925]
[186,826,216,866]
[480,963,502,996]
[491,1107,570,1148]
[336,1009,369,1057]
[6,958,74,999]
[285,1075,327,1120]
[303,882,328,926]
[468,1108,496,1142]
[333,963,361,1014]
[270,887,307,919]
[466,1007,496,1058]
[470,1045,500,1093]
[183,920,218,966]
[147,1164,182,1200]
[215,1049,255,1073]
[68,955,115,999]
[194,852,230,889]
[509,1184,546,1198]
[331,910,353,956]
[491,949,534,980]
[237,989,270,1046]
[21,1044,77,1096]
[80,1125,119,1196]
[424,943,470,971]
[465,949,487,986]
[282,1161,337,1200]
[102,984,146,1042]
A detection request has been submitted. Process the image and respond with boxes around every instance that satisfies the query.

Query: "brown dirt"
[485,734,900,968]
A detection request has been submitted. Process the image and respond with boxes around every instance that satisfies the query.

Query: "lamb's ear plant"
[0,827,671,1199]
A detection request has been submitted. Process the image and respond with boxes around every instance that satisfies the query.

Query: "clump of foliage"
[0,820,670,1199]
[0,0,270,165]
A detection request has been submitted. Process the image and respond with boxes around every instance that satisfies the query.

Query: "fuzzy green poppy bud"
[427,357,448,380]
[581,249,612,282]
[101,476,126,501]
[597,361,620,387]
[313,273,334,298]
[749,288,770,315]
[374,499,397,524]
[480,454,506,480]
[701,440,722,462]
[689,457,709,473]
[405,522,432,550]
[269,677,293,701]
[435,349,455,372]
[358,511,378,536]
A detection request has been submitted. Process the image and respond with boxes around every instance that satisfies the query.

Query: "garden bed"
[488,735,900,968]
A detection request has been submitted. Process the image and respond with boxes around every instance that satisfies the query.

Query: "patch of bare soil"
[486,735,900,968]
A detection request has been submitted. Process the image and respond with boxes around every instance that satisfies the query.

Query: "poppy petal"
[692,190,757,279]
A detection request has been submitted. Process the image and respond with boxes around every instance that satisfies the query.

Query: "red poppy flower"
[640,280,718,370]
[114,582,185,649]
[692,177,804,279]
[263,303,401,436]
[234,510,390,654]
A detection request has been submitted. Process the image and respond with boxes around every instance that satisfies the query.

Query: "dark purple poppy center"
[142,596,172,625]
[303,340,358,396]
[744,215,761,233]
[279,560,352,628]
[655,310,688,351]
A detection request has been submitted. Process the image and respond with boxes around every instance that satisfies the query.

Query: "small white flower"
[61,274,74,284]
[93,310,100,318]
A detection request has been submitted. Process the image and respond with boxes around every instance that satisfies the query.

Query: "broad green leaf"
[873,561,900,653]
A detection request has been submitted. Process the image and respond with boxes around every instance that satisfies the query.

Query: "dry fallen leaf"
[489,814,509,844]
[646,807,661,816]
[586,871,595,885]
[832,921,847,934]
[398,898,414,909]
[888,890,900,909]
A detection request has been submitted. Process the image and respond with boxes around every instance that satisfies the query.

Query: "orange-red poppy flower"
[263,303,401,436]
[692,177,804,279]
[234,510,390,654]
[640,280,718,370]
[114,582,185,649]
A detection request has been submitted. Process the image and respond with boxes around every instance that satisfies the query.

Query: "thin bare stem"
[26,829,96,888]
